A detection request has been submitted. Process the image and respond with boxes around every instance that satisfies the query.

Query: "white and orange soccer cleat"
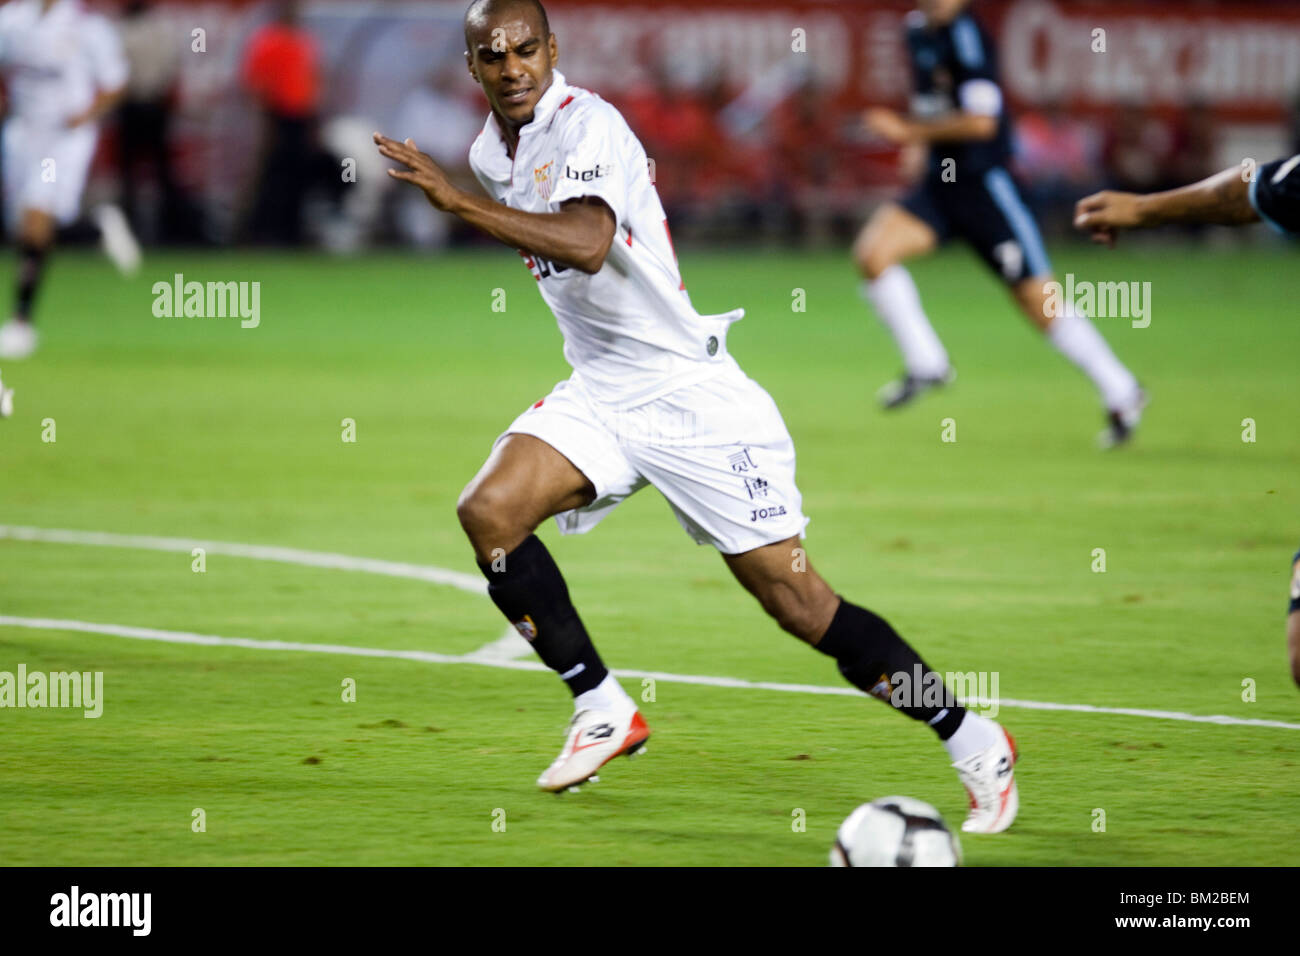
[953,723,1019,834]
[537,701,650,793]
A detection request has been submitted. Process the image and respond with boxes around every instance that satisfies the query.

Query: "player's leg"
[967,167,1145,445]
[1288,611,1300,689]
[852,200,952,409]
[0,207,55,360]
[723,538,1019,834]
[0,366,12,418]
[458,432,613,701]
[458,408,648,790]
[1288,553,1300,688]
[1011,274,1145,447]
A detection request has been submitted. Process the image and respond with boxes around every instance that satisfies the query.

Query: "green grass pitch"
[1,242,1297,865]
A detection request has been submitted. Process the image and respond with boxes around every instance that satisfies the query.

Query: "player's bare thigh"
[852,202,939,280]
[723,535,840,645]
[456,433,596,564]
[1010,274,1059,333]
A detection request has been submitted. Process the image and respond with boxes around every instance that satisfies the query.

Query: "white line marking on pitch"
[3,616,1298,732]
[0,524,531,662]
[0,524,487,594]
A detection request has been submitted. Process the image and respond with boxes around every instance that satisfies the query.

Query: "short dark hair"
[464,0,550,51]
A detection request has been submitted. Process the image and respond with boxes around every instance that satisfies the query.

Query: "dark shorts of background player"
[900,164,1052,285]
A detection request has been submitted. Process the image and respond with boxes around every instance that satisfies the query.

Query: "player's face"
[466,13,558,129]
[918,0,967,26]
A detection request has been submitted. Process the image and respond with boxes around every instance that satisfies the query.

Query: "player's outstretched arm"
[864,107,996,146]
[1073,167,1259,246]
[375,132,615,274]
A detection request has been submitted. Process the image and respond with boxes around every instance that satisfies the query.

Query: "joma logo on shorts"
[749,505,787,522]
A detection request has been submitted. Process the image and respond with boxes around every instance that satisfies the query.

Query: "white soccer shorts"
[496,359,810,555]
[2,118,98,229]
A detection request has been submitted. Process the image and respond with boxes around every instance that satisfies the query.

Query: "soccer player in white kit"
[0,0,130,360]
[376,0,1020,834]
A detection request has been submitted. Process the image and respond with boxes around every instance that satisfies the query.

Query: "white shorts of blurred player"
[1,118,97,230]
[497,359,810,555]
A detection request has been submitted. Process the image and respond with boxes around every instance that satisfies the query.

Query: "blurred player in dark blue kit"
[853,0,1146,447]
[1290,549,1299,689]
[1074,154,1300,686]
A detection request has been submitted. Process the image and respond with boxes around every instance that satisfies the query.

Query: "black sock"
[15,241,49,323]
[815,599,965,739]
[477,535,608,697]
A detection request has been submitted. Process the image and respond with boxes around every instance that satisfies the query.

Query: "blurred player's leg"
[457,432,645,790]
[853,203,953,408]
[93,203,142,276]
[1288,552,1300,688]
[723,538,1019,833]
[0,366,12,418]
[1012,277,1145,447]
[0,208,53,360]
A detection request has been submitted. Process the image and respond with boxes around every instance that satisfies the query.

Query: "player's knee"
[853,235,892,280]
[456,482,518,548]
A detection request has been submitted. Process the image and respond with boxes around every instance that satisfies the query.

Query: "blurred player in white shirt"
[374,0,1020,834]
[0,0,132,359]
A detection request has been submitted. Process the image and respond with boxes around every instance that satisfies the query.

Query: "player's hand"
[864,108,915,145]
[1073,190,1142,247]
[374,132,461,211]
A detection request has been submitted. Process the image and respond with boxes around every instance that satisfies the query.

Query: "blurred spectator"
[1165,100,1218,192]
[1102,104,1171,193]
[388,65,481,247]
[1015,101,1103,236]
[1288,84,1300,154]
[117,0,190,243]
[240,0,321,244]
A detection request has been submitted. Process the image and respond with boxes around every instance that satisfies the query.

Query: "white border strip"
[2,615,1298,731]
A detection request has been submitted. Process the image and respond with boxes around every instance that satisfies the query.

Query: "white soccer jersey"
[0,0,128,130]
[468,71,743,407]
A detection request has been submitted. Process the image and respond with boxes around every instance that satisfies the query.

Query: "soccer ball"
[829,796,962,867]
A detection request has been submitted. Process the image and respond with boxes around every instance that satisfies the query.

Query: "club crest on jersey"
[513,615,538,641]
[533,161,555,200]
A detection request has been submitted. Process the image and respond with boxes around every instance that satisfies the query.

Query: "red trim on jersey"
[625,226,633,247]
[559,95,574,109]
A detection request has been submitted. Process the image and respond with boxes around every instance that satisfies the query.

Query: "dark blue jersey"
[1250,154,1300,236]
[905,7,1014,176]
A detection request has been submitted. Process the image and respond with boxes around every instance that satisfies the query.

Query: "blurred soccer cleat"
[877,367,956,410]
[953,722,1019,834]
[537,701,650,792]
[0,319,37,360]
[0,368,12,418]
[1099,388,1148,449]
